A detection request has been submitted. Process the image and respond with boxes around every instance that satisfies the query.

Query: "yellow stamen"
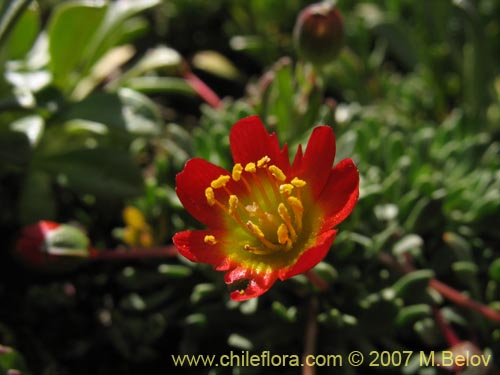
[228,195,239,214]
[246,220,281,251]
[211,175,231,189]
[244,162,256,173]
[277,223,289,245]
[257,155,271,168]
[287,196,304,230]
[244,244,269,255]
[232,163,243,181]
[204,235,217,245]
[279,183,294,195]
[268,165,286,181]
[205,187,215,206]
[291,177,307,187]
[278,203,297,240]
[246,220,265,238]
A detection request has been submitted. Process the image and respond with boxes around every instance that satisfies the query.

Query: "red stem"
[89,245,178,260]
[305,270,330,292]
[302,297,318,375]
[430,279,500,323]
[380,253,500,324]
[433,306,461,347]
[183,70,222,108]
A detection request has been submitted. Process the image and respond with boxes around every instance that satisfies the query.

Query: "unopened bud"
[14,221,90,271]
[294,1,344,66]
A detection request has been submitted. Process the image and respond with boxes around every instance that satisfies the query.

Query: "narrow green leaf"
[123,77,196,96]
[393,270,434,299]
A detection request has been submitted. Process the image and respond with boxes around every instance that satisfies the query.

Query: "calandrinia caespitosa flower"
[173,116,359,301]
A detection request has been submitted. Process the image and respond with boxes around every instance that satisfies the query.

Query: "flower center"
[203,156,307,255]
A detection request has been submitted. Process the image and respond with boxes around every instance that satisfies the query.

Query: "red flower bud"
[293,1,344,66]
[14,221,90,271]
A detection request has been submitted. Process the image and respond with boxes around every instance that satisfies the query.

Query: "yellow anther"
[277,223,290,245]
[211,175,230,189]
[228,195,239,214]
[257,155,271,168]
[278,203,291,223]
[291,177,307,187]
[268,165,286,181]
[287,196,303,213]
[279,184,294,195]
[232,163,243,181]
[244,162,256,173]
[246,220,265,238]
[205,187,215,206]
[204,235,217,245]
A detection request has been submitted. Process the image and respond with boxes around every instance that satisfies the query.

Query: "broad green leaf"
[191,50,242,80]
[40,147,144,198]
[3,1,40,59]
[5,69,51,92]
[117,88,163,135]
[83,0,160,72]
[57,88,162,136]
[10,114,44,146]
[72,44,136,100]
[110,45,182,89]
[48,1,106,90]
[0,0,32,46]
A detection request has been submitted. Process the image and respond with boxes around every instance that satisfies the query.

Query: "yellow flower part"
[122,206,154,248]
[123,206,147,230]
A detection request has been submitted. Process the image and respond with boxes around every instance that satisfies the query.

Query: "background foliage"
[1,0,499,374]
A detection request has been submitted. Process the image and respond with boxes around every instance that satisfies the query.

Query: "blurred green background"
[0,0,499,374]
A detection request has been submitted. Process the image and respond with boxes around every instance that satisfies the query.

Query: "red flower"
[173,116,359,301]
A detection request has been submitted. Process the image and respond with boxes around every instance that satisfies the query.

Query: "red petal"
[225,265,279,301]
[317,158,359,230]
[175,158,229,228]
[279,229,337,280]
[293,126,336,198]
[173,229,231,270]
[229,116,290,173]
